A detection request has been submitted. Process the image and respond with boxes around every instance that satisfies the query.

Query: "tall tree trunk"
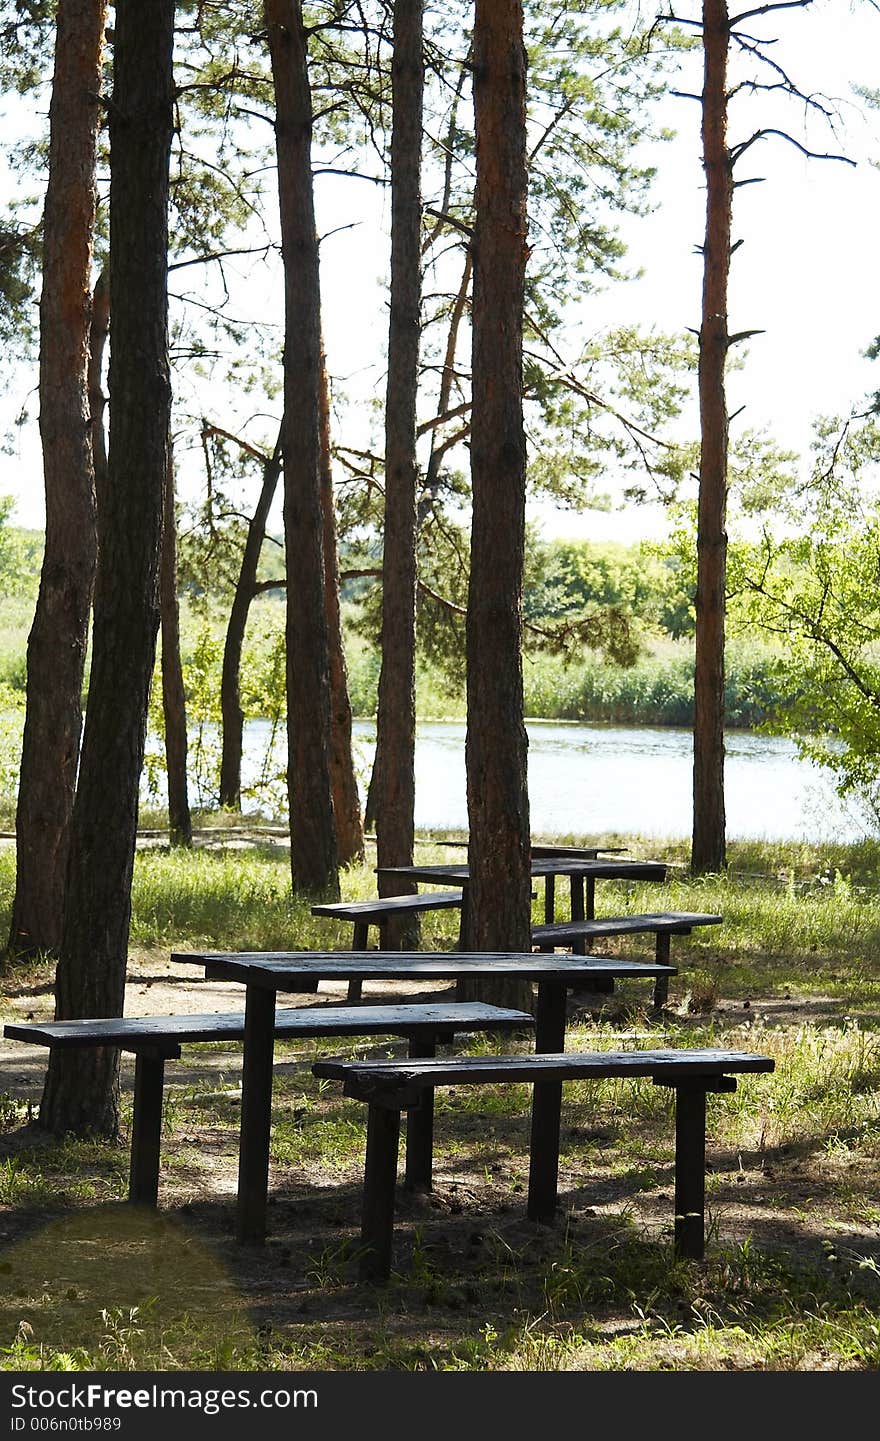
[266,0,339,899]
[39,0,175,1137]
[462,0,531,1011]
[372,0,424,943]
[160,444,192,847]
[319,350,364,866]
[692,0,731,875]
[218,429,282,810]
[6,0,105,962]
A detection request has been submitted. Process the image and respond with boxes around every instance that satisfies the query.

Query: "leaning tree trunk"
[372,0,424,943]
[319,349,365,866]
[6,0,105,961]
[160,444,192,847]
[40,0,175,1137]
[266,0,339,898]
[692,0,732,875]
[218,429,282,810]
[462,0,531,1012]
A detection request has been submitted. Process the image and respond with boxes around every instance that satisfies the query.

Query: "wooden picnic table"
[377,855,668,927]
[170,948,677,1245]
[431,839,628,860]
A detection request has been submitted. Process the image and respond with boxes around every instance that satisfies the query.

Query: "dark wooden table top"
[431,841,628,859]
[375,857,667,886]
[171,948,677,991]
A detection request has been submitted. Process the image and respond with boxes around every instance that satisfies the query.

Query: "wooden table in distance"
[170,949,677,1245]
[377,855,668,927]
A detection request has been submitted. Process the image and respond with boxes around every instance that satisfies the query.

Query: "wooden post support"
[544,874,555,925]
[673,1082,707,1259]
[129,1051,165,1206]
[359,1103,401,1282]
[404,1035,436,1191]
[236,984,276,1246]
[527,978,567,1221]
[653,932,671,1008]
[347,919,369,1001]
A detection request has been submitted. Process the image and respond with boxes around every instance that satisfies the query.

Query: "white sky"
[1,0,878,543]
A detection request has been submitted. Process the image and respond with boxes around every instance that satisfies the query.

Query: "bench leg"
[360,1103,401,1282]
[404,1036,436,1191]
[673,1083,707,1259]
[236,984,276,1246]
[653,933,671,1009]
[528,979,567,1221]
[129,1052,165,1206]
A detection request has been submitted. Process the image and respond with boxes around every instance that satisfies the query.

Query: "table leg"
[347,919,368,1002]
[527,979,567,1221]
[129,1051,165,1207]
[404,1035,436,1190]
[360,1103,401,1282]
[544,875,555,925]
[568,876,587,955]
[673,1083,707,1259]
[570,876,584,924]
[236,984,276,1246]
[653,932,671,1008]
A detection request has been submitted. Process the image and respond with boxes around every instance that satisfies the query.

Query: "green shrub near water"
[521,638,781,728]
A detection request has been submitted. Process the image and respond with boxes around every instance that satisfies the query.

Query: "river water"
[344,719,865,843]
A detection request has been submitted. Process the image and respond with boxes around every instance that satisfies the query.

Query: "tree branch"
[730,127,855,166]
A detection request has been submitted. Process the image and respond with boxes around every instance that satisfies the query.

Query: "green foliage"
[0,217,38,359]
[520,636,778,727]
[730,414,880,821]
[0,497,41,602]
[526,537,687,637]
[0,679,24,805]
[145,604,288,816]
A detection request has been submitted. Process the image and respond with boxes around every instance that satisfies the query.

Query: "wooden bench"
[3,1000,533,1208]
[312,1047,775,1281]
[311,892,465,1000]
[531,912,724,1009]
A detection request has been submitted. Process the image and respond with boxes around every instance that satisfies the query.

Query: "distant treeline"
[1,524,785,731]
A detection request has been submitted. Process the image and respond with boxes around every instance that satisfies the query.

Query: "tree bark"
[6,0,105,962]
[372,0,424,943]
[462,0,531,1011]
[319,350,365,866]
[160,444,192,847]
[692,0,731,874]
[218,430,282,810]
[266,0,339,899]
[39,0,175,1137]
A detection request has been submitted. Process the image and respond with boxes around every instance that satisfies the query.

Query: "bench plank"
[313,1047,774,1280]
[4,1001,534,1207]
[313,1047,771,1100]
[531,912,723,1008]
[311,891,464,922]
[311,893,467,999]
[3,1000,523,1051]
[532,912,723,946]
